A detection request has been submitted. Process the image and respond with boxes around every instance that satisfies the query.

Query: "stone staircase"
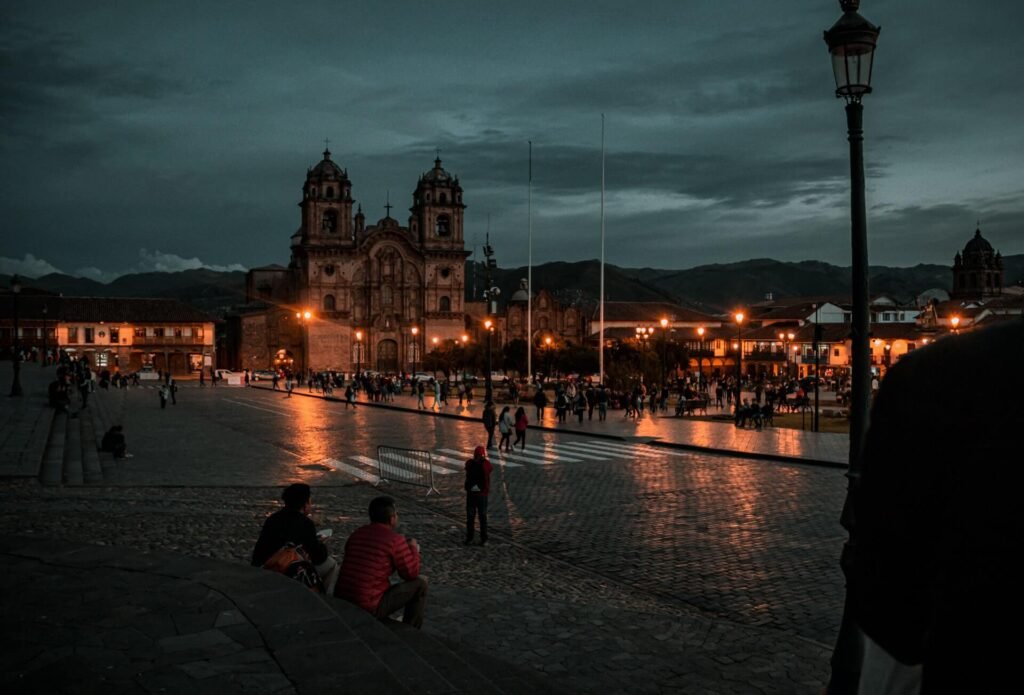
[39,386,127,486]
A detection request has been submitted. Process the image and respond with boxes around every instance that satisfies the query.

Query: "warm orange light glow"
[484,319,493,329]
[697,326,705,337]
[734,312,745,324]
[432,336,439,345]
[461,334,468,343]
[873,339,882,347]
[544,336,552,346]
[660,318,669,328]
[303,310,312,320]
[951,316,961,328]
[778,332,785,341]
[295,312,301,318]
[787,332,795,340]
[355,330,362,341]
[411,326,419,336]
[732,341,739,349]
[922,338,929,345]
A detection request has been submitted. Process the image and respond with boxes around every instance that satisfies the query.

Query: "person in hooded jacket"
[463,445,493,546]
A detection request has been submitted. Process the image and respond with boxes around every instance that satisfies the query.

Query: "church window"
[426,193,431,202]
[439,296,451,312]
[440,267,451,279]
[539,317,549,330]
[324,264,335,276]
[322,210,338,234]
[435,214,450,237]
[382,285,393,306]
[326,186,334,199]
[323,294,336,311]
[440,192,448,204]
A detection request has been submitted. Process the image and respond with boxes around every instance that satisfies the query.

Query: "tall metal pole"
[599,114,606,385]
[485,326,493,404]
[41,304,48,368]
[527,141,533,386]
[733,323,742,423]
[9,276,23,397]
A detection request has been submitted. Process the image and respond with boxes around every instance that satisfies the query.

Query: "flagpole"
[599,115,606,386]
[527,140,533,388]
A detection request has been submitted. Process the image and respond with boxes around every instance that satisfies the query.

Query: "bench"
[676,396,709,416]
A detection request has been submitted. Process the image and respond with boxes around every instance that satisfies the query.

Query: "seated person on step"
[100,425,132,458]
[251,483,340,594]
[334,495,427,629]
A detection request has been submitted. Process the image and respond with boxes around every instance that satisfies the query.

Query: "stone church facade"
[233,149,469,374]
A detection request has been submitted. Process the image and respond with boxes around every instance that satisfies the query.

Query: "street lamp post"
[295,310,312,379]
[660,318,669,386]
[484,319,494,404]
[460,334,468,382]
[9,275,23,397]
[696,327,706,392]
[41,304,48,369]
[733,312,744,423]
[354,330,362,379]
[410,326,419,376]
[544,336,553,381]
[824,1,881,691]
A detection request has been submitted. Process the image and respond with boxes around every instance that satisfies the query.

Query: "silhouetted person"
[852,321,1023,694]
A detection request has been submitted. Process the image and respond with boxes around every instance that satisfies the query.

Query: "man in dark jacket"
[464,445,493,546]
[852,321,1022,693]
[252,483,338,593]
[481,401,497,449]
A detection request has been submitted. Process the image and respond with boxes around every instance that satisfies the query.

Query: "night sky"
[2,1,1022,282]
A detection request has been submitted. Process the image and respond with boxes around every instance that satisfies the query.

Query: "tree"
[502,338,528,377]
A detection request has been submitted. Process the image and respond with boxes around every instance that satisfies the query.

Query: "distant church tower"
[951,226,1003,299]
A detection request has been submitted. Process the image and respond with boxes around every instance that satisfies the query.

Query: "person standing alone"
[464,446,493,546]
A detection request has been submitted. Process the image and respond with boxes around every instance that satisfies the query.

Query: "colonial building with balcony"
[0,294,215,375]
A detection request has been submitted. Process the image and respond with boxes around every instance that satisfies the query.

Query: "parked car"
[413,372,434,382]
[252,369,278,381]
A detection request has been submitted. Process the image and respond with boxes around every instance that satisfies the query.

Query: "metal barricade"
[376,446,440,496]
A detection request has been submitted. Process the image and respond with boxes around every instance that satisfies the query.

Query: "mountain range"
[5,255,1022,317]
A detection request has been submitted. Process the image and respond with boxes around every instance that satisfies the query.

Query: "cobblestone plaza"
[0,370,852,692]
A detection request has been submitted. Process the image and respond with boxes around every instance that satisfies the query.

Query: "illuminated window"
[439,296,450,312]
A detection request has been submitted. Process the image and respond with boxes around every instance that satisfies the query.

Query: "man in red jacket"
[464,445,493,546]
[334,496,427,629]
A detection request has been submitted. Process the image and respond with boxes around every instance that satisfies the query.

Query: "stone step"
[63,411,84,486]
[79,407,104,484]
[391,625,567,695]
[319,596,460,694]
[39,410,67,486]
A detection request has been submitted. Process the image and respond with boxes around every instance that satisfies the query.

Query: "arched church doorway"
[376,339,398,373]
[273,349,295,371]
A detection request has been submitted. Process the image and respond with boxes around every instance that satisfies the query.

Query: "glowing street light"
[733,312,745,423]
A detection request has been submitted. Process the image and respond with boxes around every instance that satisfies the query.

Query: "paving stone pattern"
[0,374,849,693]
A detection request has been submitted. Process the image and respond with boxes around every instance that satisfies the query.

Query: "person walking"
[159,383,169,409]
[482,401,497,449]
[169,376,177,405]
[513,406,528,451]
[463,446,493,546]
[416,380,426,410]
[597,384,608,421]
[497,406,513,452]
[433,379,442,411]
[533,387,548,423]
[199,369,205,387]
[573,392,586,424]
[285,375,293,398]
[345,383,357,409]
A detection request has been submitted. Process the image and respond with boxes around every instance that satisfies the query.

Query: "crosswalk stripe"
[566,440,681,458]
[502,447,584,465]
[321,458,380,484]
[437,448,524,468]
[419,453,467,471]
[351,455,422,481]
[558,441,657,457]
[530,444,611,460]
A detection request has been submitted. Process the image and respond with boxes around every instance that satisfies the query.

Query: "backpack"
[262,542,324,593]
[464,458,486,493]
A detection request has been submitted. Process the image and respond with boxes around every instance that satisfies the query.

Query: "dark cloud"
[1,1,1023,277]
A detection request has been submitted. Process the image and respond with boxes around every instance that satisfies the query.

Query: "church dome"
[963,228,994,255]
[308,149,346,181]
[421,157,452,184]
[509,279,530,303]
